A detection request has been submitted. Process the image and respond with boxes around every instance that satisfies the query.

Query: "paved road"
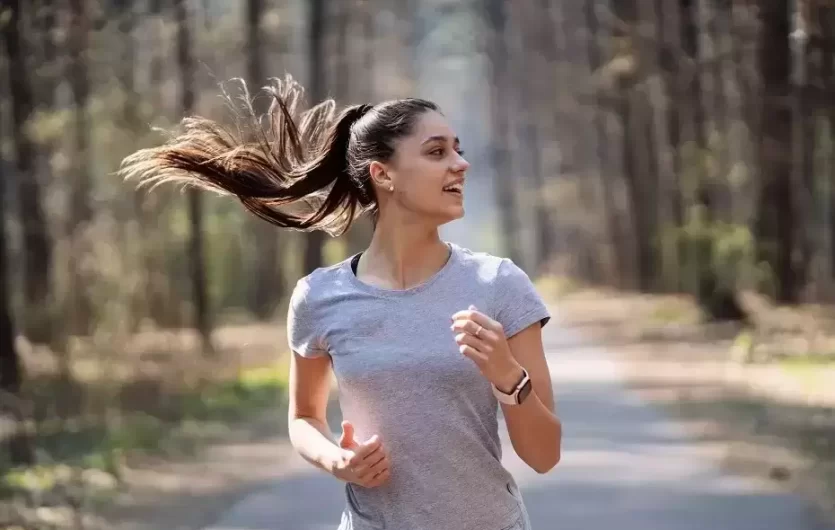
[203,321,834,530]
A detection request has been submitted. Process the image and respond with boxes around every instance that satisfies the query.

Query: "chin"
[436,206,465,225]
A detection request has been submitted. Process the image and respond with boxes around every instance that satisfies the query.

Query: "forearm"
[500,373,562,473]
[288,416,343,473]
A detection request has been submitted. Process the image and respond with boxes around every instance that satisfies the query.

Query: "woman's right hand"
[332,421,391,488]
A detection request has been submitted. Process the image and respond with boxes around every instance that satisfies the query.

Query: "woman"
[120,75,562,530]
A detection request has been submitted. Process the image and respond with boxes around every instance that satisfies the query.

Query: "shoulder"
[289,257,352,311]
[450,243,528,285]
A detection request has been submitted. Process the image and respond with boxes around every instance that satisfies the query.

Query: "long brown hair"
[119,75,439,236]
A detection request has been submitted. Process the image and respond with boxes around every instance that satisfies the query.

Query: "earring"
[389,184,394,192]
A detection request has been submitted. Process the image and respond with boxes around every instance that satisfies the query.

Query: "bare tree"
[484,0,522,265]
[513,2,556,273]
[610,0,661,291]
[175,0,213,352]
[303,0,329,274]
[344,0,376,254]
[246,0,284,318]
[584,0,627,287]
[754,0,799,302]
[2,0,54,342]
[0,107,34,466]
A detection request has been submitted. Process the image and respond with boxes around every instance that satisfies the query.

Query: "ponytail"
[119,75,374,237]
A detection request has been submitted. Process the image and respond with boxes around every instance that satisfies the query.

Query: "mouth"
[442,183,464,196]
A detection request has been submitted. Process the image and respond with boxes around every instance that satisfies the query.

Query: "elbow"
[532,422,562,474]
[531,449,561,474]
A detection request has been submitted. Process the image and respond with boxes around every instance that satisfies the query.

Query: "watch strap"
[492,368,530,405]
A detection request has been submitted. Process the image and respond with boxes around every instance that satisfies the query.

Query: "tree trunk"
[66,0,96,336]
[790,4,818,300]
[755,1,799,303]
[246,0,283,318]
[303,0,328,274]
[141,0,176,326]
[611,0,659,291]
[680,0,708,149]
[513,3,555,273]
[35,0,58,100]
[584,0,626,287]
[149,0,165,103]
[345,0,376,254]
[175,0,213,352]
[819,7,835,298]
[0,106,34,466]
[709,0,733,219]
[2,0,53,343]
[485,0,522,265]
[648,0,686,292]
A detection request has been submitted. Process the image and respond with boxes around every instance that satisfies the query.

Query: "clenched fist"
[331,420,391,488]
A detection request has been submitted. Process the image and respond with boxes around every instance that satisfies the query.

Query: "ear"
[369,160,392,190]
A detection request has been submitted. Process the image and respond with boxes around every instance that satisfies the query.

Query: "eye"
[429,147,444,156]
[456,148,465,156]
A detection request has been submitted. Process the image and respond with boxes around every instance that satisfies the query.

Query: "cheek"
[398,161,445,204]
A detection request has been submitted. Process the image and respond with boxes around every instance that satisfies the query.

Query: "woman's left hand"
[451,305,524,393]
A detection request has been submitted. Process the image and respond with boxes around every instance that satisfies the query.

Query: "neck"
[360,209,450,290]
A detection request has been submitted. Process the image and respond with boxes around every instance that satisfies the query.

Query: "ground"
[26,287,835,529]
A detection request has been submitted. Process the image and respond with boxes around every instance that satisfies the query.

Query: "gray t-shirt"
[287,242,551,530]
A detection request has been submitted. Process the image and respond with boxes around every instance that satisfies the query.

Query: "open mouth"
[442,183,463,196]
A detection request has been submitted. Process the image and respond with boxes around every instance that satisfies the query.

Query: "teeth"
[444,184,463,192]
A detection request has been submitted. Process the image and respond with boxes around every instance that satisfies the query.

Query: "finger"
[366,467,391,488]
[459,344,488,366]
[451,320,498,344]
[367,452,389,476]
[352,445,385,475]
[349,435,382,465]
[338,421,355,449]
[454,332,492,354]
[357,451,388,480]
[451,308,502,334]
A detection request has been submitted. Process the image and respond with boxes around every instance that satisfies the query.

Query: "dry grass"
[2,322,292,530]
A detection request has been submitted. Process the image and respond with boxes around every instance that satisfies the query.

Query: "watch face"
[517,379,533,404]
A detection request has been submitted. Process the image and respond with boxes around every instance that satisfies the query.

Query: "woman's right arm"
[286,278,390,486]
[287,352,344,473]
[287,352,391,486]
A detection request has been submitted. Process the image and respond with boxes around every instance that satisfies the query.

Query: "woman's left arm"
[497,322,561,473]
[452,307,562,474]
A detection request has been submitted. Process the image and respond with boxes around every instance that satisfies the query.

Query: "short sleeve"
[286,277,328,358]
[493,258,551,338]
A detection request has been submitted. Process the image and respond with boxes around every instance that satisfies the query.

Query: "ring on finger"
[474,324,483,338]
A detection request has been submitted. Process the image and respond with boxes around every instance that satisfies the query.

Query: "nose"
[452,152,470,173]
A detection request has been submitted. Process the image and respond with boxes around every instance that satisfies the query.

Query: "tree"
[67,0,95,335]
[175,0,213,352]
[484,0,522,265]
[2,0,54,343]
[754,1,799,302]
[611,0,661,291]
[0,99,34,466]
[584,0,627,287]
[246,0,284,318]
[303,0,328,274]
[513,1,556,272]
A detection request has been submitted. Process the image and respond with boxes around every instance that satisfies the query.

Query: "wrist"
[321,444,347,474]
[494,363,525,394]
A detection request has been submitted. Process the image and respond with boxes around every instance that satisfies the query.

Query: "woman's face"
[379,111,470,225]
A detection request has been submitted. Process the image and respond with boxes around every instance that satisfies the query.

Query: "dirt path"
[94,292,835,530]
[551,290,835,525]
[200,316,834,530]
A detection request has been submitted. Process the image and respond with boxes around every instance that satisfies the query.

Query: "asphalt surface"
[203,320,834,530]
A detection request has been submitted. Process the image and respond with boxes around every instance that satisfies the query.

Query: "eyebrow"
[421,135,459,145]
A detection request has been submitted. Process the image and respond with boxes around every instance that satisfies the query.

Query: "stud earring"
[389,184,394,192]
